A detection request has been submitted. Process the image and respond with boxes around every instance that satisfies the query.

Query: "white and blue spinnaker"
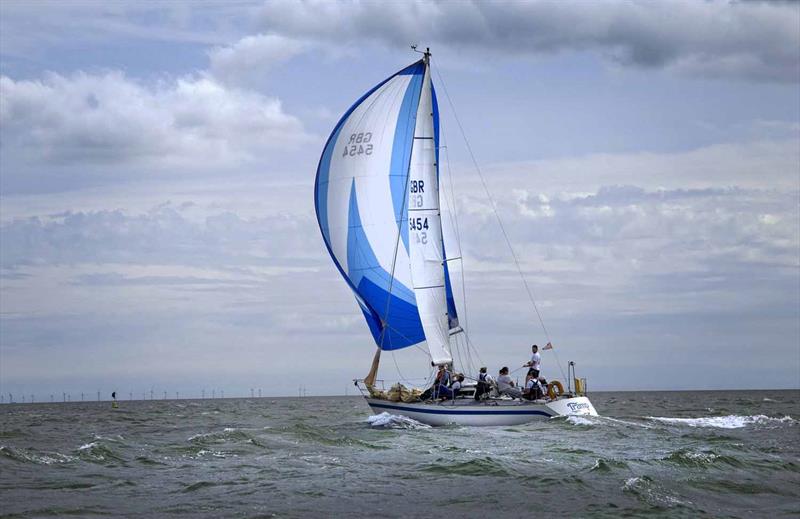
[314,57,458,366]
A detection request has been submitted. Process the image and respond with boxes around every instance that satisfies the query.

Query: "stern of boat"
[544,396,598,417]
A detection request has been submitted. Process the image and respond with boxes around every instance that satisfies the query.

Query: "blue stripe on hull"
[368,402,553,417]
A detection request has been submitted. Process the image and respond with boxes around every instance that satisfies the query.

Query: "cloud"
[2,180,797,392]
[0,71,311,168]
[0,1,246,58]
[473,138,800,194]
[0,203,321,270]
[258,0,800,83]
[208,34,308,86]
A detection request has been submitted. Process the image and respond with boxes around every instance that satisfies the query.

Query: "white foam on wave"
[623,476,646,491]
[622,476,690,506]
[92,433,124,442]
[648,414,795,429]
[366,412,430,429]
[0,445,76,465]
[563,415,654,429]
[566,415,595,426]
[196,449,227,458]
[78,442,98,451]
[683,451,718,463]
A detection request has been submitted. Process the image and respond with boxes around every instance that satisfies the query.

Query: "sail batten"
[315,57,457,361]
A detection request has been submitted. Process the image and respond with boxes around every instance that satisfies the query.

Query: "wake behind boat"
[314,48,598,426]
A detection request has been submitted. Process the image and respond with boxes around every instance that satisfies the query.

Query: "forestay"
[314,58,457,364]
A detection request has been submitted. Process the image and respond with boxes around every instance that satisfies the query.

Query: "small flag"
[542,342,553,350]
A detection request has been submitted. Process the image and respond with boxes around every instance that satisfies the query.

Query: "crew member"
[474,367,494,400]
[497,367,522,399]
[524,376,544,400]
[433,364,451,399]
[525,344,542,379]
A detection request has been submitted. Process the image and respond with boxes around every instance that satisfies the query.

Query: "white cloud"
[258,0,800,83]
[208,34,308,86]
[0,71,311,168]
[0,202,321,269]
[2,178,797,392]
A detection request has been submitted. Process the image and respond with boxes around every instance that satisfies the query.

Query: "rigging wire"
[440,98,482,376]
[433,62,568,383]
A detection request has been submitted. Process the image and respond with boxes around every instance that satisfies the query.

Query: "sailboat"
[314,49,598,426]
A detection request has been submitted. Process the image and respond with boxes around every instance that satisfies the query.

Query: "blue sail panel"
[431,84,460,329]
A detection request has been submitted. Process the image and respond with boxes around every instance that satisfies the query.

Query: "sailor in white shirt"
[497,367,522,399]
[526,344,542,379]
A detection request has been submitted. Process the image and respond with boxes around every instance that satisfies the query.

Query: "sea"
[0,390,797,518]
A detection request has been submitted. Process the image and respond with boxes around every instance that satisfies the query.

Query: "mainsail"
[314,55,457,365]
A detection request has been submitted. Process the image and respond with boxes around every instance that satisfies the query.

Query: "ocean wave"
[187,428,252,444]
[195,449,227,458]
[565,415,595,426]
[0,445,76,465]
[76,441,125,463]
[562,415,653,429]
[367,412,430,429]
[661,449,742,468]
[421,457,510,477]
[623,475,691,507]
[648,415,795,429]
[589,458,629,473]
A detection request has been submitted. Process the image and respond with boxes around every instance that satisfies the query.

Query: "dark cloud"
[259,0,800,83]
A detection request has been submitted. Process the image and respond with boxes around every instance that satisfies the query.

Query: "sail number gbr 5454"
[342,132,373,157]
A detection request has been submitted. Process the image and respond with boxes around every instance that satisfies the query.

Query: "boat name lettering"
[342,133,373,157]
[566,402,590,412]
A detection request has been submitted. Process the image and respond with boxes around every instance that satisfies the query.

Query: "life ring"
[548,380,564,400]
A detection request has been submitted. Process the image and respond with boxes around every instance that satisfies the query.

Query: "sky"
[1,0,798,400]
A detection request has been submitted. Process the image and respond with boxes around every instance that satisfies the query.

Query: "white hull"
[366,396,597,427]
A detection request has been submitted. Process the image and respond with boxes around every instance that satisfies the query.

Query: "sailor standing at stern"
[525,344,542,379]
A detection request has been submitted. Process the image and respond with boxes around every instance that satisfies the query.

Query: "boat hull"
[365,396,597,427]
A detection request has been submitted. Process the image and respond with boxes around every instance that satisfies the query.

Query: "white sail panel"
[407,63,452,365]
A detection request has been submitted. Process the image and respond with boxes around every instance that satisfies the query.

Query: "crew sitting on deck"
[497,367,523,399]
[524,376,545,400]
[438,373,464,401]
[432,364,451,399]
[452,373,464,396]
[474,367,495,400]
